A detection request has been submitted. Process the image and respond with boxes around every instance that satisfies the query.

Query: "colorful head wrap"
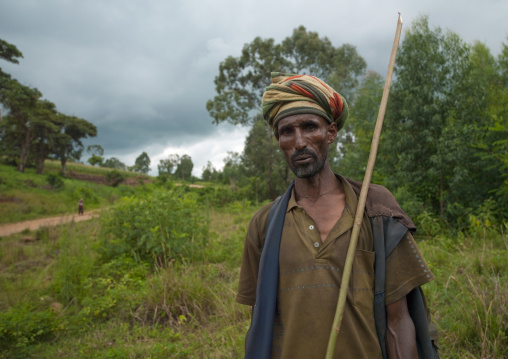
[262,72,348,135]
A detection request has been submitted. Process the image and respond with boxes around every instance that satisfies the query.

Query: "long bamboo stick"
[324,13,404,359]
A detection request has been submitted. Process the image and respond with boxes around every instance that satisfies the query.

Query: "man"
[236,73,438,358]
[78,198,84,215]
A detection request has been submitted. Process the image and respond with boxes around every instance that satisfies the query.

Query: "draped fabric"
[262,72,349,135]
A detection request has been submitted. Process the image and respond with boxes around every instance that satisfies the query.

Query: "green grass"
[0,163,139,224]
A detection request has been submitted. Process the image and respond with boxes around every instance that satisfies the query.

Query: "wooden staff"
[325,13,404,359]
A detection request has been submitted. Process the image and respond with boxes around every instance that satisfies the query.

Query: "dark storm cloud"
[1,0,507,175]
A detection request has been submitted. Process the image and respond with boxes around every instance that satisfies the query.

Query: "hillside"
[0,161,150,225]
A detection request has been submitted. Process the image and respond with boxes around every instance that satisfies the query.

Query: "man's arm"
[386,296,418,359]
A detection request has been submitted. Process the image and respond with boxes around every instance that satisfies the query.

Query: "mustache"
[291,148,317,162]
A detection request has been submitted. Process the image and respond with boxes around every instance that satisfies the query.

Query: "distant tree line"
[157,153,194,182]
[205,16,508,229]
[0,39,97,175]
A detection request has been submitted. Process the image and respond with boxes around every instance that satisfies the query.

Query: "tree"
[207,26,366,127]
[174,154,193,181]
[201,161,218,182]
[380,16,504,224]
[52,114,97,175]
[332,71,384,181]
[32,100,58,174]
[103,157,126,170]
[157,154,180,177]
[221,151,243,186]
[0,78,47,172]
[132,151,151,173]
[0,39,23,64]
[86,144,104,167]
[0,39,23,123]
[242,117,290,199]
[381,16,469,217]
[473,40,508,212]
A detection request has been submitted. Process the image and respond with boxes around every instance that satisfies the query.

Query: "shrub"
[99,188,209,265]
[106,170,126,187]
[0,306,60,354]
[46,173,64,190]
[70,186,99,205]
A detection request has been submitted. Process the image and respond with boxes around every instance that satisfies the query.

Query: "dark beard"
[289,148,327,178]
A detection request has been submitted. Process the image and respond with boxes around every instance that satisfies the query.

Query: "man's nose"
[294,129,306,149]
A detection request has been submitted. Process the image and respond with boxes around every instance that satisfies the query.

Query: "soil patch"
[0,211,101,237]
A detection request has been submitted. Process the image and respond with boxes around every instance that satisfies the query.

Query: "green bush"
[0,306,60,354]
[46,173,64,190]
[106,170,126,187]
[70,185,99,205]
[76,257,148,325]
[99,188,209,265]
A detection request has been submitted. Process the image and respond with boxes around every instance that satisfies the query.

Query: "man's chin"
[291,165,319,178]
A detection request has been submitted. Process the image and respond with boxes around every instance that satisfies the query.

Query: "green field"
[0,163,507,358]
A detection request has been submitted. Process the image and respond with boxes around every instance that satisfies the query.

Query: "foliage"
[201,161,219,182]
[0,306,59,354]
[99,187,209,264]
[52,114,97,175]
[157,154,180,178]
[1,194,507,358]
[0,38,96,176]
[103,157,126,170]
[332,70,384,181]
[378,16,505,225]
[105,169,126,187]
[207,26,366,127]
[174,154,193,181]
[0,38,23,64]
[46,173,64,190]
[242,117,291,199]
[130,151,151,173]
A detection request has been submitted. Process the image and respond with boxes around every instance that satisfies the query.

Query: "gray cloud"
[1,0,507,176]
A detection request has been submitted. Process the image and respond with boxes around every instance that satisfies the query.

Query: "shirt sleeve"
[385,232,434,305]
[235,204,270,306]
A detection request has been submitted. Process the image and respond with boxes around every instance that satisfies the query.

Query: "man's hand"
[386,296,418,359]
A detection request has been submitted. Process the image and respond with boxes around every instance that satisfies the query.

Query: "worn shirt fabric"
[236,176,434,359]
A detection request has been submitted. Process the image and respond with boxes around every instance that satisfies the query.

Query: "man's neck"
[294,166,342,201]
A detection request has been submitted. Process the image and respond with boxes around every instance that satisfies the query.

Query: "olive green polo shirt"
[237,176,434,359]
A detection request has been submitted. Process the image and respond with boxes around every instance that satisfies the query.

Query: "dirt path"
[0,211,101,237]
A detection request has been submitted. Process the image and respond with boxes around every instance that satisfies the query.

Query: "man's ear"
[327,122,338,144]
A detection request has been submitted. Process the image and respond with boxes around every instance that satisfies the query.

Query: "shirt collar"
[286,174,359,214]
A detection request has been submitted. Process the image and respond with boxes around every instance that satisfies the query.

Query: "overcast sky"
[1,0,507,177]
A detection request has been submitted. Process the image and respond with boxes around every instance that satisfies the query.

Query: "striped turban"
[262,72,349,135]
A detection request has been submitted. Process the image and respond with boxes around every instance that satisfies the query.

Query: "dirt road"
[0,211,100,237]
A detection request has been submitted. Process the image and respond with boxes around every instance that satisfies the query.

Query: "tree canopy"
[206,26,366,127]
[206,18,508,228]
[0,38,97,174]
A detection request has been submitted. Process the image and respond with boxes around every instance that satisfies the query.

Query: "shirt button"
[309,225,314,230]
[314,242,320,248]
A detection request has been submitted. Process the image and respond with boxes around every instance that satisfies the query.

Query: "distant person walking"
[78,199,84,215]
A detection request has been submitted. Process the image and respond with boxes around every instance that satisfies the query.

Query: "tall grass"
[419,222,508,358]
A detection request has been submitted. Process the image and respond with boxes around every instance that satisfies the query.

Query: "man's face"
[276,114,337,178]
